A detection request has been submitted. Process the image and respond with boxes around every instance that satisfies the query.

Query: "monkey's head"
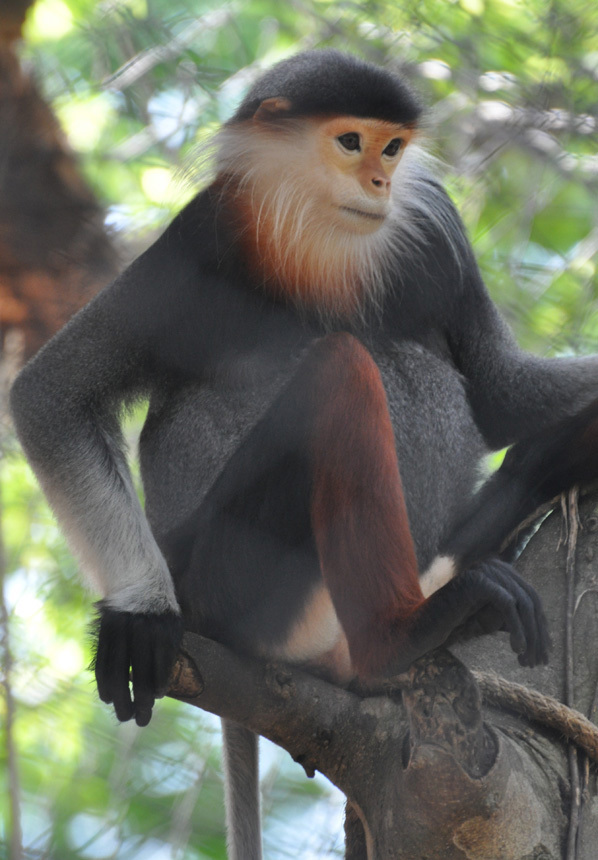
[215,51,425,316]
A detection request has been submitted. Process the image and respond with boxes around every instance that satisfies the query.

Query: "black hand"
[93,606,183,726]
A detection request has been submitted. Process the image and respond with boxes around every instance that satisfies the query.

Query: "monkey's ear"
[253,97,293,122]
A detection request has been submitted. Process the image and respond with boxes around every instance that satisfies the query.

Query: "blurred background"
[0,0,597,857]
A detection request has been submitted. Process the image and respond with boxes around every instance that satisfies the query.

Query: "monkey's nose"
[371,176,391,193]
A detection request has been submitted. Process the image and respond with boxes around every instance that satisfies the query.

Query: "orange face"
[312,116,414,234]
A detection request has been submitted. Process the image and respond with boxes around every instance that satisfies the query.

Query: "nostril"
[372,177,389,190]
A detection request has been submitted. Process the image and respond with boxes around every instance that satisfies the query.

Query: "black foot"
[447,559,551,667]
[387,558,551,677]
[93,606,183,726]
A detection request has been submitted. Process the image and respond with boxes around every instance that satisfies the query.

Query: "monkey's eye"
[383,138,403,158]
[337,133,361,152]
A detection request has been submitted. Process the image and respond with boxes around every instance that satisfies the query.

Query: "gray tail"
[221,719,262,860]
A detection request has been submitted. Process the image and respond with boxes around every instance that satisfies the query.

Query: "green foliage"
[3,0,597,857]
[18,0,598,353]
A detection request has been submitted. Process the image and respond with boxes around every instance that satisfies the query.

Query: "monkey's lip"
[339,206,387,221]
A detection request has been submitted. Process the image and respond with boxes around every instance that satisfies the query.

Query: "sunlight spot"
[419,59,452,80]
[141,167,175,204]
[25,0,73,41]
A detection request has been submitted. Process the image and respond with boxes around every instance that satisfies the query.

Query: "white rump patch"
[271,584,344,663]
[419,555,457,598]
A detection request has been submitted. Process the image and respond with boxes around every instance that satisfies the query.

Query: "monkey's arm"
[450,264,598,449]
[9,211,214,724]
[444,397,598,569]
[436,258,598,576]
[412,216,597,644]
[10,272,173,611]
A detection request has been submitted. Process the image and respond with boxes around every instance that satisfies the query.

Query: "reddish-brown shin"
[308,333,424,677]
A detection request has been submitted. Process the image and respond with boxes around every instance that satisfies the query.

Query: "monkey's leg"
[302,334,547,677]
[168,330,425,666]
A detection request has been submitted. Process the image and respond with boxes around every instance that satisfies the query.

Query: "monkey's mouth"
[340,206,387,222]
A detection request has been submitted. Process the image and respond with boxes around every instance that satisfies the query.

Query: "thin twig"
[499,494,561,555]
[101,10,232,91]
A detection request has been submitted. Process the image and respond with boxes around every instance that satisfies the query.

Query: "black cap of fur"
[230,50,422,125]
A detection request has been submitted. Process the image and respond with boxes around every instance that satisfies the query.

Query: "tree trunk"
[0,10,116,360]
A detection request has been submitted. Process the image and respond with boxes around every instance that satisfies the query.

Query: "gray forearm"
[11,354,178,615]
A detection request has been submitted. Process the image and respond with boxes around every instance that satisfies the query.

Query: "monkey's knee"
[302,332,381,392]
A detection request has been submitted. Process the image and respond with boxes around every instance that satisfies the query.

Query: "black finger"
[487,562,538,666]
[94,609,134,722]
[484,560,551,666]
[476,574,526,657]
[498,564,550,662]
[130,615,157,727]
[129,613,183,726]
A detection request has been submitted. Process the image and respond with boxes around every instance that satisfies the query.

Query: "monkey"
[10,49,598,859]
